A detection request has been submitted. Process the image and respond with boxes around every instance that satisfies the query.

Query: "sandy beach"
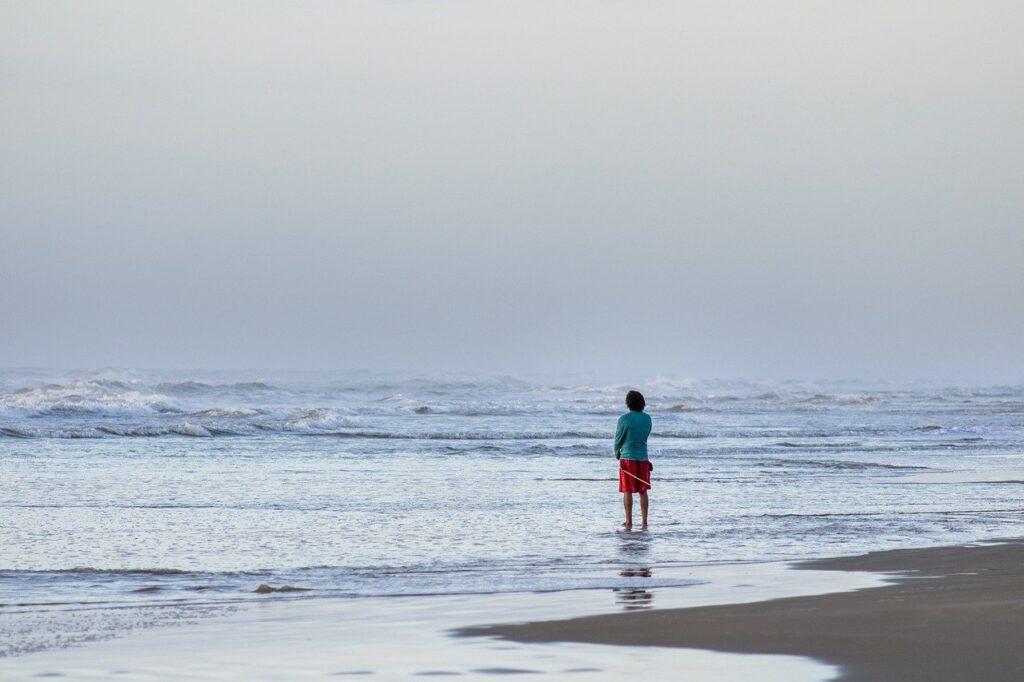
[460,539,1024,681]
[2,559,889,680]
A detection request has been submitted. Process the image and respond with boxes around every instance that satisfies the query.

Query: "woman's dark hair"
[625,390,646,412]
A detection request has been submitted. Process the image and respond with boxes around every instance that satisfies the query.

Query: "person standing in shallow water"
[615,390,653,530]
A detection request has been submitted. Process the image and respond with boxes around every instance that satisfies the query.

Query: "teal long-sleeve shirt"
[614,410,652,461]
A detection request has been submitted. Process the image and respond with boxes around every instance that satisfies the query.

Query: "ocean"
[2,369,1022,658]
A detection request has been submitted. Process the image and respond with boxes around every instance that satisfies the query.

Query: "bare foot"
[640,524,648,530]
[621,522,632,531]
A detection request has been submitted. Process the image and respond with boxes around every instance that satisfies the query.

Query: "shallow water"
[1,369,1022,654]
[2,561,888,680]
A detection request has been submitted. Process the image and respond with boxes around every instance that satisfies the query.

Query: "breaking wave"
[794,393,883,406]
[0,379,180,417]
[663,403,702,413]
[154,381,280,394]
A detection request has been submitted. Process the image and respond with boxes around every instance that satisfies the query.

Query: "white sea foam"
[0,379,178,418]
[171,423,213,438]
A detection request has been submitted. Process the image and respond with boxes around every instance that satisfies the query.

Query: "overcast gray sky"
[2,1,1021,381]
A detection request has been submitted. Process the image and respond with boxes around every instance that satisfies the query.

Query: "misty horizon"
[3,2,1021,382]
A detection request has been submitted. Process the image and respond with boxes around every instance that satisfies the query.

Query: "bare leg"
[639,491,649,529]
[622,493,633,530]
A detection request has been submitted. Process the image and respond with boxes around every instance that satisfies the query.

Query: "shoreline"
[458,539,1024,681]
[1,559,885,680]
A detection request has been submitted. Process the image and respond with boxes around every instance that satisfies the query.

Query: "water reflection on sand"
[615,567,654,610]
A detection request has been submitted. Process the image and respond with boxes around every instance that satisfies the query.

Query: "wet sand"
[1,567,864,681]
[459,540,1024,681]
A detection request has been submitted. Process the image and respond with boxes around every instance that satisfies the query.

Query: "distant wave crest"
[0,379,180,418]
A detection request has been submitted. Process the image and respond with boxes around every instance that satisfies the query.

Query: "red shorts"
[619,459,652,493]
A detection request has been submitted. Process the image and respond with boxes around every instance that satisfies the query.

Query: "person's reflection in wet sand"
[620,568,652,578]
[615,567,654,610]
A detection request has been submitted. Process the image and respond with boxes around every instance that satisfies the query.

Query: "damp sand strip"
[458,539,1024,682]
[0,560,890,681]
